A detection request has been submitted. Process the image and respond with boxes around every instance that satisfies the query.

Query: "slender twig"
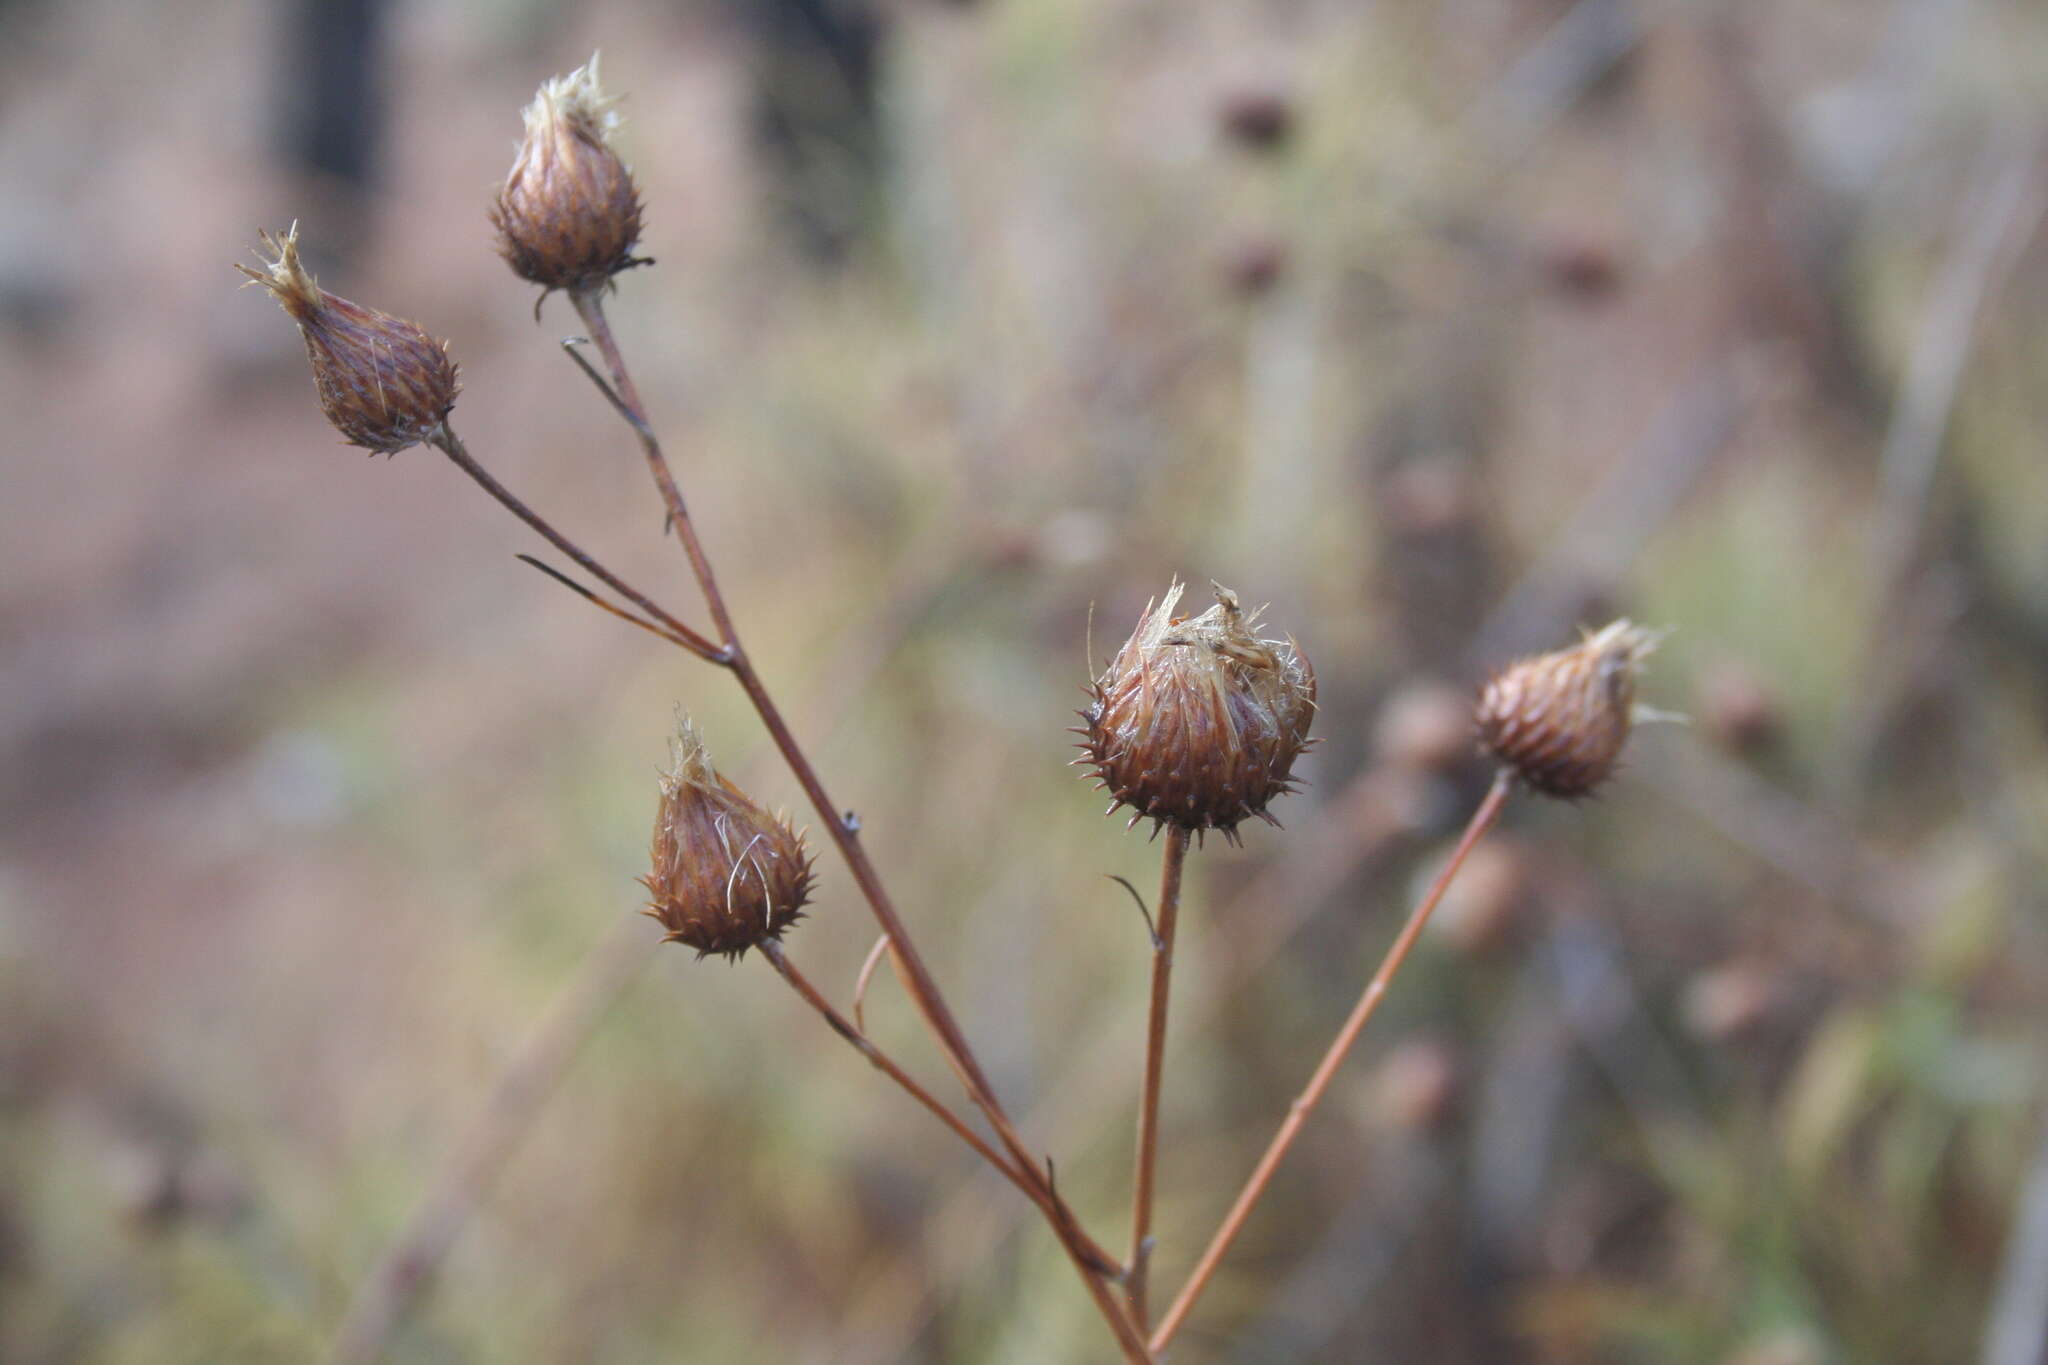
[428,425,722,663]
[563,287,1147,1359]
[326,912,651,1365]
[512,554,703,651]
[851,933,893,1036]
[1150,770,1514,1352]
[1127,825,1189,1329]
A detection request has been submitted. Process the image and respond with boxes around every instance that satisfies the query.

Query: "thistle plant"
[242,55,1668,1363]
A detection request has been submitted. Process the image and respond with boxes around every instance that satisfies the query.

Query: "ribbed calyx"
[643,717,814,960]
[491,55,644,296]
[238,225,459,454]
[1079,581,1316,841]
[1475,620,1662,798]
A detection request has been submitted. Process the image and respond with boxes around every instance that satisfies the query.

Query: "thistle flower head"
[237,224,459,454]
[1078,580,1316,842]
[643,716,814,960]
[491,55,645,296]
[1474,620,1664,798]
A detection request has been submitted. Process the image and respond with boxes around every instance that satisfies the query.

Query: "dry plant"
[239,57,1670,1363]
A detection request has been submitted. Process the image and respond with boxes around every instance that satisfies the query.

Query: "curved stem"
[1127,825,1190,1329]
[429,426,721,663]
[1150,770,1515,1353]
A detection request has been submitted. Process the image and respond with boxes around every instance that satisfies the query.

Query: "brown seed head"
[238,225,459,454]
[1475,620,1661,798]
[1079,581,1316,841]
[643,718,814,960]
[491,56,644,296]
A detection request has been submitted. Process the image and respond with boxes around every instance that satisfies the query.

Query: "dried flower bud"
[491,56,644,296]
[1475,620,1662,798]
[1078,581,1316,841]
[238,225,459,454]
[643,718,814,960]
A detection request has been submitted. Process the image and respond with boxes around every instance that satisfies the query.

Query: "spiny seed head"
[643,716,814,960]
[1474,620,1663,798]
[1078,580,1316,842]
[237,224,459,454]
[491,55,645,297]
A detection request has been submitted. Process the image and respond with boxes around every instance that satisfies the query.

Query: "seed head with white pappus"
[491,56,645,297]
[1474,620,1663,798]
[1078,581,1316,842]
[237,225,459,454]
[643,718,814,960]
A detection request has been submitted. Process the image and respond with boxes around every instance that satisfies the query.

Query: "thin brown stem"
[564,288,1144,1357]
[1150,770,1514,1353]
[511,553,704,652]
[1127,824,1189,1329]
[851,933,893,1036]
[429,425,721,663]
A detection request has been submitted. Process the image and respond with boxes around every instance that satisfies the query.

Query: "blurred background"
[5,0,2048,1360]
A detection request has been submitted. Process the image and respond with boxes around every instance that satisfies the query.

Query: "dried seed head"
[1078,580,1316,841]
[643,717,814,960]
[1474,620,1662,798]
[491,55,644,296]
[238,224,459,454]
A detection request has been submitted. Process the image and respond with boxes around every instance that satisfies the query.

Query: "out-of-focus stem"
[1126,825,1190,1329]
[326,912,651,1365]
[1150,770,1515,1353]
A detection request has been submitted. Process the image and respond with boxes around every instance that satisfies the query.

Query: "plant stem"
[565,288,1147,1359]
[429,426,721,662]
[1149,770,1514,1353]
[1126,824,1189,1329]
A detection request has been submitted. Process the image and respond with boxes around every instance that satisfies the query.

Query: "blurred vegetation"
[4,0,2048,1361]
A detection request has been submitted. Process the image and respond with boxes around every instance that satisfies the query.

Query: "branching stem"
[565,287,1151,1363]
